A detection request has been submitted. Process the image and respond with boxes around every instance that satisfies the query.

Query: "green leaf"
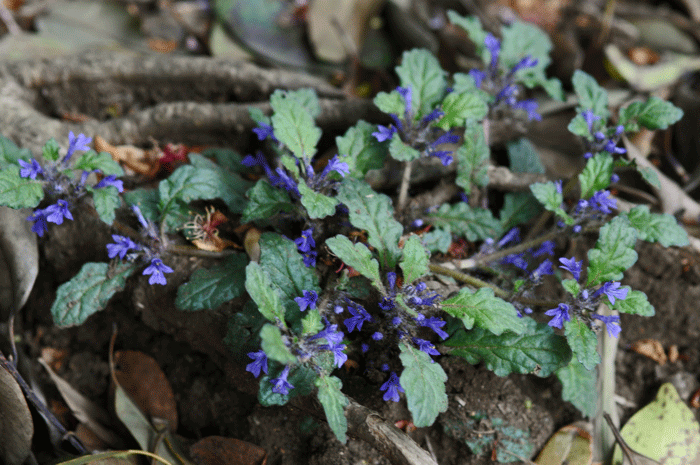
[373,90,405,116]
[556,359,597,417]
[428,203,502,242]
[637,166,661,189]
[260,324,296,364]
[336,120,387,177]
[622,205,689,247]
[42,138,61,162]
[447,12,487,62]
[270,90,321,161]
[158,164,221,232]
[90,185,121,225]
[422,227,452,254]
[51,262,136,327]
[315,375,348,443]
[541,77,565,101]
[587,216,638,286]
[302,310,323,336]
[572,70,609,120]
[73,151,124,176]
[0,135,31,169]
[567,114,593,139]
[562,279,580,297]
[445,318,571,377]
[188,153,252,213]
[201,147,248,174]
[564,318,600,370]
[241,179,294,223]
[456,126,489,194]
[395,49,447,117]
[388,135,421,162]
[0,165,44,209]
[271,88,321,118]
[298,182,338,219]
[451,72,478,94]
[442,288,526,335]
[245,262,285,323]
[248,106,271,126]
[579,152,613,199]
[434,92,488,130]
[259,364,317,407]
[507,138,545,174]
[619,96,683,131]
[501,20,553,75]
[400,234,429,284]
[326,235,382,290]
[122,188,159,223]
[530,181,571,223]
[499,192,541,230]
[399,342,448,427]
[612,289,655,316]
[336,177,403,268]
[175,253,248,311]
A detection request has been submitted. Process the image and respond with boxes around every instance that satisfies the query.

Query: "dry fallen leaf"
[668,344,679,364]
[189,436,267,465]
[630,339,667,365]
[94,136,161,178]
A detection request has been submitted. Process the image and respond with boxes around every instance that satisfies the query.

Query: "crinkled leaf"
[336,120,388,178]
[123,188,159,223]
[395,49,447,117]
[422,227,452,254]
[42,138,61,162]
[315,375,348,443]
[188,153,251,213]
[564,318,600,370]
[279,154,301,178]
[456,125,489,194]
[556,359,597,417]
[587,216,638,286]
[201,147,248,174]
[451,72,478,94]
[389,135,421,162]
[442,288,525,335]
[428,203,502,242]
[400,234,429,284]
[336,177,403,268]
[326,235,382,290]
[301,310,323,336]
[90,185,121,225]
[562,279,581,297]
[0,165,44,209]
[623,205,689,247]
[435,92,488,130]
[579,152,613,199]
[51,262,136,327]
[73,151,124,176]
[507,138,544,174]
[567,113,593,139]
[530,181,571,223]
[245,262,285,323]
[501,21,552,77]
[541,77,565,101]
[637,166,661,189]
[241,179,294,223]
[373,90,405,116]
[176,253,247,311]
[445,318,571,377]
[298,182,338,219]
[258,364,317,407]
[572,70,609,120]
[447,12,487,62]
[260,324,296,364]
[158,164,221,232]
[399,342,448,427]
[0,135,31,169]
[612,288,655,316]
[270,90,321,161]
[248,107,270,126]
[499,192,541,230]
[271,88,321,118]
[619,96,683,131]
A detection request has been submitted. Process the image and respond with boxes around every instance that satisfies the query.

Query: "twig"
[398,161,414,213]
[428,263,508,298]
[0,2,21,35]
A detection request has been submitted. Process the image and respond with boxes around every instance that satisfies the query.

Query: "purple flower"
[361,343,370,353]
[142,257,174,285]
[311,323,344,345]
[302,251,317,268]
[131,205,150,230]
[469,69,486,88]
[64,131,92,163]
[590,190,617,214]
[18,158,43,180]
[27,209,48,237]
[380,372,404,402]
[325,343,348,368]
[295,228,315,253]
[591,314,621,338]
[371,332,383,341]
[421,108,444,124]
[502,253,528,270]
[344,304,372,332]
[252,123,276,142]
[582,110,601,132]
[391,316,402,326]
[611,173,620,183]
[431,150,453,166]
[95,175,124,193]
[484,34,501,70]
[246,350,268,377]
[270,365,294,395]
[498,227,521,247]
[45,200,73,225]
[532,241,555,257]
[106,235,139,259]
[531,259,553,279]
[413,338,440,357]
[545,303,571,329]
[559,257,582,281]
[417,316,448,340]
[372,125,396,142]
[604,139,626,155]
[379,297,394,312]
[397,86,413,116]
[513,99,541,121]
[387,271,397,291]
[510,56,538,75]
[294,290,318,312]
[320,155,349,179]
[599,281,628,305]
[270,167,299,196]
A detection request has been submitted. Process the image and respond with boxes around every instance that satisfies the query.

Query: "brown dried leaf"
[94,136,161,177]
[630,339,667,365]
[668,344,679,364]
[190,436,267,465]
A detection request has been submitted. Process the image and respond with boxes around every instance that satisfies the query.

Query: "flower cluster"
[580,110,626,158]
[294,228,317,267]
[372,86,460,166]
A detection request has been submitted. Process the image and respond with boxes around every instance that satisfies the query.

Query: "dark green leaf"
[0,135,31,169]
[245,262,285,323]
[298,182,338,219]
[445,319,571,377]
[428,203,502,242]
[326,235,382,290]
[422,227,452,254]
[270,90,321,161]
[315,375,348,443]
[188,153,252,213]
[259,364,317,407]
[0,165,44,209]
[90,185,121,225]
[556,359,597,417]
[176,253,248,311]
[442,288,526,335]
[612,289,655,316]
[400,234,429,284]
[507,138,544,174]
[619,96,683,130]
[587,216,638,286]
[73,151,124,176]
[51,262,136,327]
[42,139,61,162]
[122,188,160,223]
[434,92,488,130]
[336,120,388,178]
[388,135,421,162]
[564,318,600,370]
[456,126,489,194]
[260,324,296,364]
[572,70,609,120]
[241,179,294,223]
[158,164,221,232]
[579,152,613,199]
[201,147,248,174]
[399,342,448,427]
[395,49,447,117]
[623,205,689,247]
[499,192,541,230]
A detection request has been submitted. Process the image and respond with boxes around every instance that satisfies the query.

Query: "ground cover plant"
[0,10,692,465]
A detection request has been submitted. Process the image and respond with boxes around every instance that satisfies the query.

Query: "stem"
[593,303,618,463]
[428,263,508,298]
[397,160,414,212]
[473,230,561,266]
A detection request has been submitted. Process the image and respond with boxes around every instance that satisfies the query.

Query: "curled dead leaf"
[244,227,261,262]
[668,344,679,364]
[630,339,667,365]
[94,136,161,178]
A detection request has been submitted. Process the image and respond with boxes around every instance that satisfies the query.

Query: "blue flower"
[270,167,300,196]
[469,69,486,87]
[421,108,444,124]
[252,123,276,142]
[387,271,397,291]
[532,240,555,257]
[498,227,521,248]
[270,365,294,395]
[591,314,621,338]
[302,251,317,268]
[143,257,174,285]
[413,338,440,357]
[64,131,92,163]
[95,175,124,193]
[18,158,43,180]
[380,372,404,402]
[582,109,601,132]
[611,173,620,183]
[417,316,448,340]
[131,204,150,230]
[45,200,73,225]
[590,190,617,214]
[545,303,571,329]
[513,99,541,121]
[320,155,350,179]
[27,209,48,236]
[246,350,268,377]
[310,323,344,345]
[559,257,582,281]
[295,228,315,253]
[531,259,553,280]
[372,125,396,142]
[484,34,501,70]
[431,150,453,166]
[294,290,318,312]
[502,253,528,270]
[510,56,538,75]
[599,281,628,305]
[397,86,413,116]
[371,332,383,341]
[344,304,372,332]
[324,342,348,368]
[106,235,139,260]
